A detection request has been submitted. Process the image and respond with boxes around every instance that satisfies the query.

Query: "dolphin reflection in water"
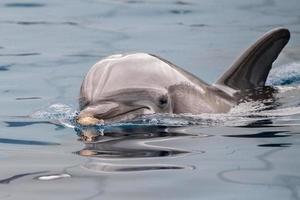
[75,125,195,156]
[75,126,201,172]
[76,28,290,126]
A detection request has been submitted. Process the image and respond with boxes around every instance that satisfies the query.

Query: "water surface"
[1,0,300,199]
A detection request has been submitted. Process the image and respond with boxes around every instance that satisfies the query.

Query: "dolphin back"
[215,28,290,92]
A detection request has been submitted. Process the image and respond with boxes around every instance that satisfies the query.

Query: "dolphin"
[77,27,290,126]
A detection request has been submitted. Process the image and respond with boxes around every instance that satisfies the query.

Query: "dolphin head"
[76,54,181,126]
[77,88,171,125]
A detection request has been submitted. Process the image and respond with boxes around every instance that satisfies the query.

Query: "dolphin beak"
[76,102,118,126]
[76,116,104,126]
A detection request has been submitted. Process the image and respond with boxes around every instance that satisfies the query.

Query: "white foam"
[267,62,300,85]
[30,103,77,128]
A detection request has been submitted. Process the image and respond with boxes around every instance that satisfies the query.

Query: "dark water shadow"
[237,119,286,128]
[0,53,40,57]
[175,1,193,5]
[0,64,13,71]
[258,143,292,147]
[169,9,192,14]
[1,20,78,26]
[15,97,41,100]
[190,23,209,28]
[4,3,45,8]
[0,138,60,146]
[125,0,144,4]
[83,162,193,172]
[0,171,48,184]
[3,121,64,129]
[65,53,102,58]
[224,131,291,138]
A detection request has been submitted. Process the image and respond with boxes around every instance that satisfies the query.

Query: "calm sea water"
[1,0,300,199]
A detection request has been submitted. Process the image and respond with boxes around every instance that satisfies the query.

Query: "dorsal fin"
[215,28,290,92]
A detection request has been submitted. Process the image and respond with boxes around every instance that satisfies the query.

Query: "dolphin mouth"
[98,107,154,124]
[77,107,153,126]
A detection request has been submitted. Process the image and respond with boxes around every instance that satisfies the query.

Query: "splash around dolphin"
[77,28,290,126]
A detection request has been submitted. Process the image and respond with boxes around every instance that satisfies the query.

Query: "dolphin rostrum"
[77,28,290,125]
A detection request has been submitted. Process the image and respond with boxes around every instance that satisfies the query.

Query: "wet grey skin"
[77,28,290,126]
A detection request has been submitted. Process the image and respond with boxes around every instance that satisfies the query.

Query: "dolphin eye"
[158,95,168,107]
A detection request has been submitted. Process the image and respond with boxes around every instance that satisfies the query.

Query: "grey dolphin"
[77,28,290,125]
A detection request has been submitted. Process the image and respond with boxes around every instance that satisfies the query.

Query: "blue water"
[1,0,300,199]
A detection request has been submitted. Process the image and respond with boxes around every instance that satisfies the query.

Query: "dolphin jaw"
[77,106,155,126]
[99,107,155,124]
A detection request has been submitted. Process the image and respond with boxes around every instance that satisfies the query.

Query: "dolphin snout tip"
[76,116,104,126]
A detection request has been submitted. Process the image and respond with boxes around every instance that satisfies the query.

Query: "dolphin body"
[77,28,290,125]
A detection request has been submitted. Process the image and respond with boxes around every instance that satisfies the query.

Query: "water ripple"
[4,3,45,8]
[0,171,48,184]
[0,53,40,57]
[0,138,60,146]
[0,64,13,71]
[82,162,194,172]
[1,20,78,26]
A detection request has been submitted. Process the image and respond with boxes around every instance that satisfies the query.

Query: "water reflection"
[78,141,188,159]
[75,126,194,158]
[224,131,291,138]
[74,126,199,172]
[83,162,194,172]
